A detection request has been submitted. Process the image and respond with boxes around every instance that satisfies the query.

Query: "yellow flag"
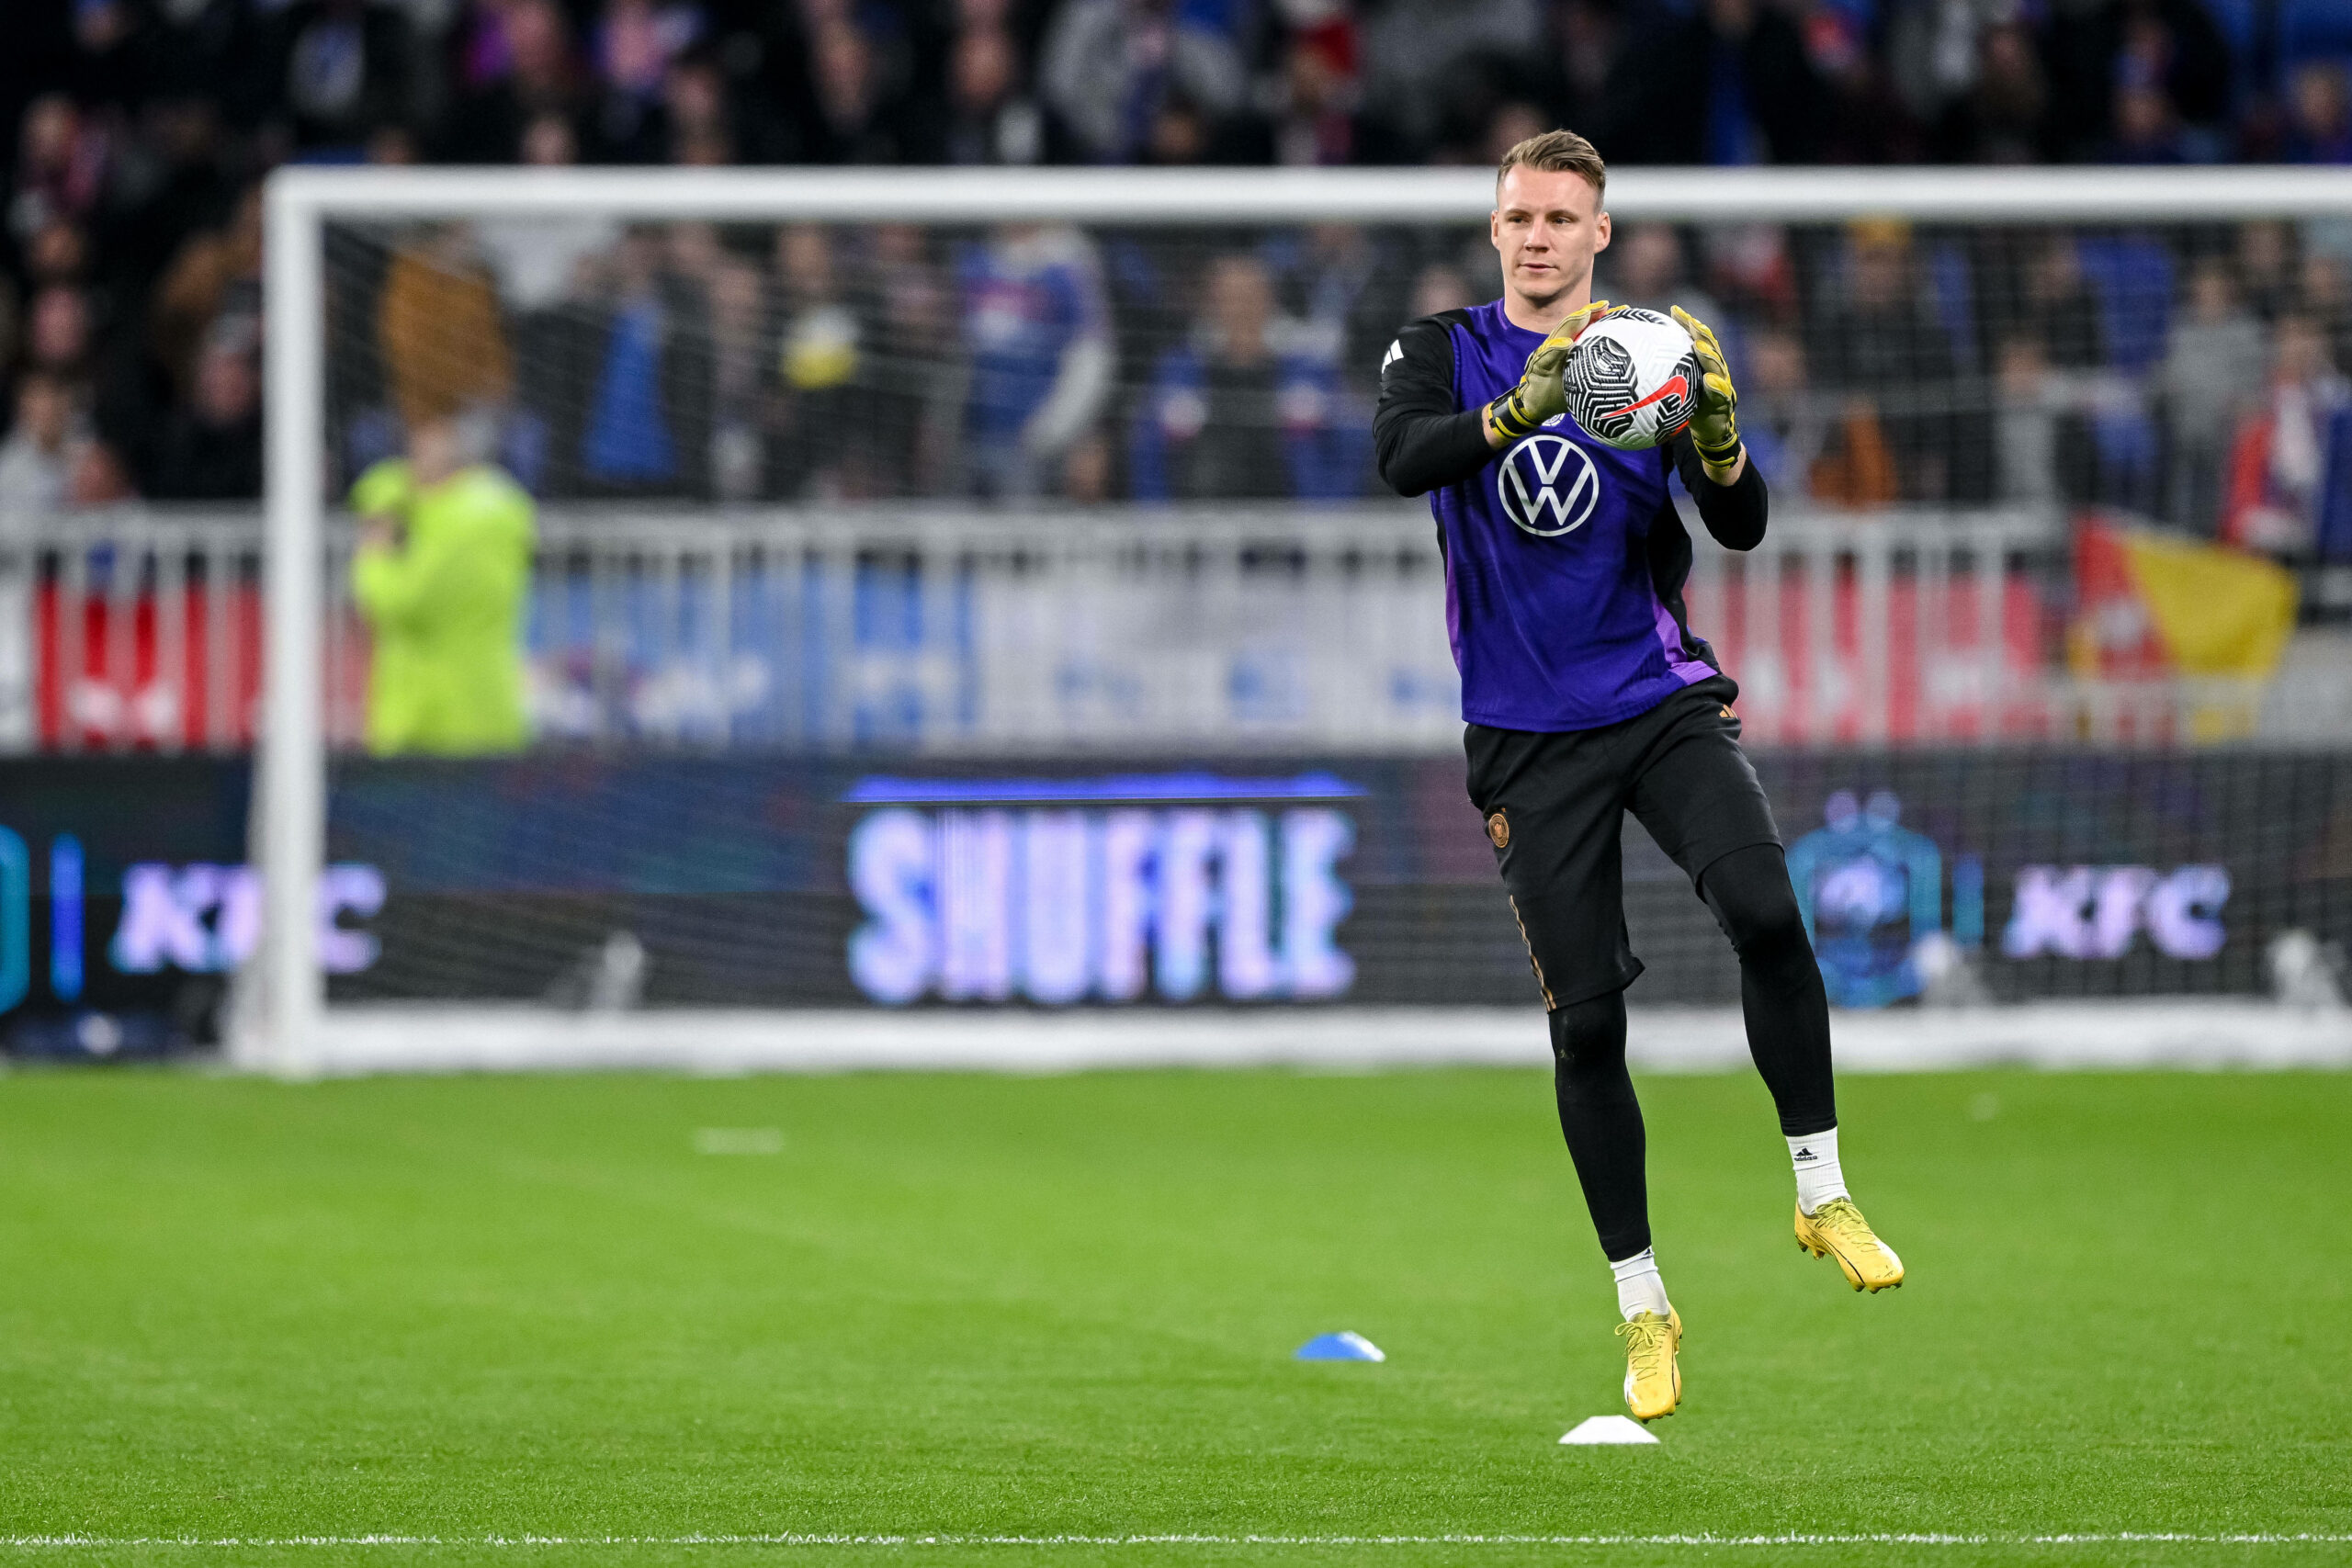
[2123,531,2298,678]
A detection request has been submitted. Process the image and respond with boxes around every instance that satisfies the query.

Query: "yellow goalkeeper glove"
[1671,305,1741,467]
[1487,298,1611,442]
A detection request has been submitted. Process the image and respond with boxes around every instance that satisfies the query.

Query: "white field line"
[6,1532,2351,1548]
[300,999,2352,1077]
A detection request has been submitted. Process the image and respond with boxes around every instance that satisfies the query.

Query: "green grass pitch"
[0,1065,2346,1568]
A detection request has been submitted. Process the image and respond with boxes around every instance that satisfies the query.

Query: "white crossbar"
[266,164,2352,224]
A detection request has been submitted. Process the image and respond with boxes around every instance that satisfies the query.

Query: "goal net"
[242,166,2352,1074]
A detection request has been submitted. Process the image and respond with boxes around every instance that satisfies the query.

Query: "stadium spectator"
[2162,262,2267,535]
[2107,82,2188,164]
[376,224,515,432]
[22,219,90,292]
[2018,234,2107,370]
[2287,62,2352,164]
[117,0,260,118]
[23,284,93,386]
[1131,252,1342,501]
[768,222,865,498]
[2223,314,2351,557]
[806,17,905,164]
[10,96,109,243]
[1481,101,1549,168]
[439,0,585,164]
[589,0,706,164]
[1530,0,1628,154]
[1406,262,1471,321]
[1685,0,1826,165]
[596,0,701,107]
[1062,424,1116,502]
[1993,335,2095,509]
[2304,252,2352,375]
[149,320,261,501]
[1359,0,1539,159]
[1938,21,2048,164]
[368,121,424,168]
[1735,327,1828,501]
[1263,223,1409,396]
[860,221,959,496]
[99,96,238,298]
[1141,91,1222,164]
[1807,400,1900,510]
[1268,18,1379,167]
[2039,0,2230,164]
[1886,0,1996,138]
[1810,220,1958,502]
[659,52,740,166]
[270,0,421,152]
[69,439,138,507]
[943,22,1047,165]
[147,186,261,405]
[1706,221,1798,323]
[2237,221,2300,322]
[958,223,1111,499]
[1040,0,1250,164]
[566,224,712,496]
[703,254,766,502]
[348,417,536,756]
[0,373,81,519]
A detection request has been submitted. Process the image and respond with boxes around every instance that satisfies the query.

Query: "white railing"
[0,509,264,753]
[500,504,1464,753]
[0,500,2164,755]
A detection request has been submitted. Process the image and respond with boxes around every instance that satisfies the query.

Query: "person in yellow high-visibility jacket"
[348,420,535,755]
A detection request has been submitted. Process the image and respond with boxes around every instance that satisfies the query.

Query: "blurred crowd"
[7,0,2352,558]
[300,209,2352,559]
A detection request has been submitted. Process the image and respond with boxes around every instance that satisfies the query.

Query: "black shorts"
[1465,674,1781,1010]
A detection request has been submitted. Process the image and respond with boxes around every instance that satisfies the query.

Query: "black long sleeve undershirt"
[1373,310,1770,552]
[1374,316,1493,498]
[1669,437,1768,550]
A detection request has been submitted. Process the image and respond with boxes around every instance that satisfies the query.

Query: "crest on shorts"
[1487,810,1510,849]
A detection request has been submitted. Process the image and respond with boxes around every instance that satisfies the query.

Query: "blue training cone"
[1295,1330,1385,1362]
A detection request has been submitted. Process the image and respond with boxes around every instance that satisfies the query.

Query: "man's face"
[17,381,69,449]
[954,29,1013,112]
[1205,257,1272,361]
[1490,165,1610,307]
[408,420,462,486]
[194,347,257,426]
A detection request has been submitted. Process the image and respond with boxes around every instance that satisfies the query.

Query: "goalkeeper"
[348,418,536,756]
[1372,130,1904,1426]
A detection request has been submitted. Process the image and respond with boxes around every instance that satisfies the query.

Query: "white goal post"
[250,164,2352,1076]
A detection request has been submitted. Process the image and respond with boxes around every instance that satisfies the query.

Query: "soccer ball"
[1559,308,1702,450]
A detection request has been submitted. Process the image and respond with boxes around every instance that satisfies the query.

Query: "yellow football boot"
[1794,1197,1905,1292]
[1615,1308,1682,1422]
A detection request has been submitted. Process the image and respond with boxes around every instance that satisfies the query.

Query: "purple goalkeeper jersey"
[1373,299,1768,733]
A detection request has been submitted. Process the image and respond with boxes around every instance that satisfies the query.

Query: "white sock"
[1788,1127,1849,1215]
[1610,1247,1670,1320]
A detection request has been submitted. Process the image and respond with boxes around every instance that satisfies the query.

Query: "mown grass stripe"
[6,1534,2351,1549]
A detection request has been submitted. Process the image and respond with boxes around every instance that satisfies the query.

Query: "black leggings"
[1550,841,1836,1261]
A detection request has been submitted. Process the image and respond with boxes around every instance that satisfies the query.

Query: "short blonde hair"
[1496,129,1607,200]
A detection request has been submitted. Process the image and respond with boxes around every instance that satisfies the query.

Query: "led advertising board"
[0,752,2342,1051]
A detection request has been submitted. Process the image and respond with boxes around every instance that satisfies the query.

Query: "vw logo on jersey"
[1497,433,1602,537]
